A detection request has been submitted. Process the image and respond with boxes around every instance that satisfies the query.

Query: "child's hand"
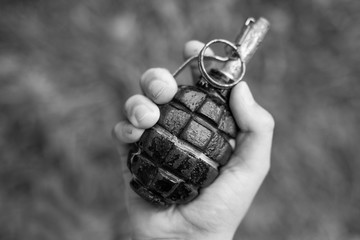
[113,40,275,240]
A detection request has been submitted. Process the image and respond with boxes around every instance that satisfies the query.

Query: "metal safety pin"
[172,55,229,78]
[172,17,269,89]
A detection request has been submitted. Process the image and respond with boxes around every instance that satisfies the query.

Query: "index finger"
[140,68,178,105]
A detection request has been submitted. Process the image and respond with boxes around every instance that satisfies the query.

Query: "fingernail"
[149,80,165,99]
[123,123,133,135]
[239,81,255,105]
[133,105,150,123]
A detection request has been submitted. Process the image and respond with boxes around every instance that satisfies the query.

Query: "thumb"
[183,81,274,227]
[228,81,275,176]
[199,80,274,227]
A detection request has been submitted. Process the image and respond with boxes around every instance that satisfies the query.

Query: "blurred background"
[0,0,359,239]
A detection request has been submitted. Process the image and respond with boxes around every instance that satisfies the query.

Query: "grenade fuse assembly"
[128,17,270,207]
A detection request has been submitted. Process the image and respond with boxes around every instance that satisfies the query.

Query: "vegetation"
[0,0,359,239]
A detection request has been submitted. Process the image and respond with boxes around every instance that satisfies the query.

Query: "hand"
[113,40,275,240]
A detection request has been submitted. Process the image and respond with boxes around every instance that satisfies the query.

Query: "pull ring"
[172,17,269,89]
[172,40,246,90]
[198,39,246,89]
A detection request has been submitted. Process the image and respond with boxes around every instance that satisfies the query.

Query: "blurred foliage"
[0,0,359,239]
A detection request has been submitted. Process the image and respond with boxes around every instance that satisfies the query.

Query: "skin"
[113,40,275,240]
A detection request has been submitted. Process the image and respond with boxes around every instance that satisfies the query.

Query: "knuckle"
[140,68,175,97]
[259,109,275,132]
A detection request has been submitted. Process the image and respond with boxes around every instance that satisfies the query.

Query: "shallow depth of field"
[0,1,359,239]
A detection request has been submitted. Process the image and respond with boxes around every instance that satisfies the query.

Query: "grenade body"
[126,17,269,207]
[128,76,238,207]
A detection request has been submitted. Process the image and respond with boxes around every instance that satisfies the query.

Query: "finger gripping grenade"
[128,17,269,207]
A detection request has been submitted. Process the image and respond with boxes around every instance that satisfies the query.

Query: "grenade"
[128,17,270,207]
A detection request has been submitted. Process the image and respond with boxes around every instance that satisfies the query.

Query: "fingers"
[113,94,159,144]
[183,40,214,82]
[140,68,178,104]
[113,121,144,144]
[116,39,216,142]
[124,94,160,129]
[114,68,178,144]
[115,40,214,144]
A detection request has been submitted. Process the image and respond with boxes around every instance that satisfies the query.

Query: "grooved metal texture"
[128,85,238,207]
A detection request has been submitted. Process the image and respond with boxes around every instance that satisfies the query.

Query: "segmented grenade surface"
[128,85,238,206]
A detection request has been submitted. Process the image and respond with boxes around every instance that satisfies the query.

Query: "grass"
[0,0,359,239]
